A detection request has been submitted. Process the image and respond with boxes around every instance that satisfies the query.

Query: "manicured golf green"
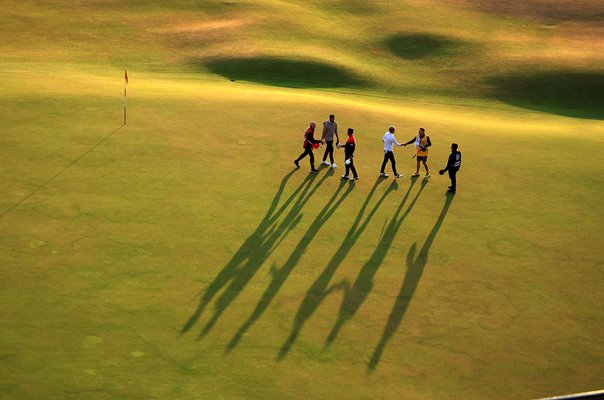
[1,1,603,399]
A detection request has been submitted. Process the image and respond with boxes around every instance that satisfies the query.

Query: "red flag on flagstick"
[125,69,128,85]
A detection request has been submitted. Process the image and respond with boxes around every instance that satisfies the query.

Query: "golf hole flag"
[123,69,128,125]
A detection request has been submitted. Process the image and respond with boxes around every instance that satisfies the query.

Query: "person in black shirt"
[294,121,322,173]
[339,128,358,181]
[439,143,461,192]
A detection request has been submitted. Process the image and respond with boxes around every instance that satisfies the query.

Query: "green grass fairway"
[1,1,603,399]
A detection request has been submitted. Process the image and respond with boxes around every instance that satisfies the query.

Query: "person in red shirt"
[339,128,359,181]
[294,121,322,173]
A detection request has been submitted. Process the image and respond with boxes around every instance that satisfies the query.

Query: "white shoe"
[411,172,420,177]
[424,174,431,179]
[395,174,403,179]
[341,175,350,180]
[321,161,330,166]
[331,163,337,168]
[380,173,389,177]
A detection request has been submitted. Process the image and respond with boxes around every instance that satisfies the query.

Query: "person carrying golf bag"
[294,121,322,173]
[403,127,431,179]
[340,128,358,181]
[439,143,461,193]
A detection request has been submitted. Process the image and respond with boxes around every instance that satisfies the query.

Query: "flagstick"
[123,80,127,126]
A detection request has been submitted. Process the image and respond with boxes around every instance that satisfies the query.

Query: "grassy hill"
[1,1,603,399]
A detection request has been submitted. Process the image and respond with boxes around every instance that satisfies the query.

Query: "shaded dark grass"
[198,57,368,88]
[486,70,604,120]
[384,33,468,60]
[464,0,604,23]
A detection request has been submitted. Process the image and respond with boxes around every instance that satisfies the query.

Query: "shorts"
[417,155,428,162]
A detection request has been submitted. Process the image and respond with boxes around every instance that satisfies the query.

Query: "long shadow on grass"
[227,177,354,351]
[181,168,330,337]
[368,192,455,371]
[278,177,396,359]
[326,179,427,346]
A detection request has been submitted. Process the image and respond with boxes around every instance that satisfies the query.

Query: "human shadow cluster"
[183,169,454,370]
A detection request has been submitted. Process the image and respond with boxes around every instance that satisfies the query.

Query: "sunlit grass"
[1,1,603,399]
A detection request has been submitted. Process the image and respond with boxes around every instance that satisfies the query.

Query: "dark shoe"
[310,169,319,174]
[294,160,300,168]
[350,176,359,181]
[447,188,456,193]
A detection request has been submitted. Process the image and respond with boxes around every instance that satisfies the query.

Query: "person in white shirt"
[380,126,403,178]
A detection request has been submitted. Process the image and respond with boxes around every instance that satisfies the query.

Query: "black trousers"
[296,146,315,169]
[380,151,397,175]
[322,141,335,164]
[345,157,358,178]
[448,168,459,190]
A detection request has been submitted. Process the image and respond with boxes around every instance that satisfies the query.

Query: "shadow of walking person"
[325,179,428,347]
[181,169,329,337]
[368,192,455,371]
[227,176,354,351]
[278,178,395,360]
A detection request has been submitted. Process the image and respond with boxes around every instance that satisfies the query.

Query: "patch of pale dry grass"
[153,18,254,35]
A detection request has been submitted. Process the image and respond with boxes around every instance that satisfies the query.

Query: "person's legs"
[448,168,457,191]
[388,152,398,175]
[326,141,334,164]
[309,149,316,170]
[349,161,358,178]
[295,149,308,163]
[415,159,421,174]
[423,159,429,175]
[380,152,389,174]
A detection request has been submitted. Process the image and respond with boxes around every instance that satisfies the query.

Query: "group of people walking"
[293,114,462,193]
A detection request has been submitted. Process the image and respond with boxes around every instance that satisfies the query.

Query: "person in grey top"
[321,114,340,168]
